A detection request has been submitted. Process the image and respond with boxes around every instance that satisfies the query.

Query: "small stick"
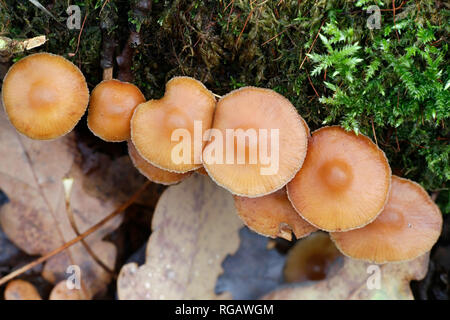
[371,118,378,146]
[103,67,113,81]
[212,92,223,99]
[0,181,151,287]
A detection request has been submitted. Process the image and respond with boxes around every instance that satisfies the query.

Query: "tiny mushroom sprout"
[284,232,341,283]
[128,141,191,185]
[331,176,443,264]
[2,53,89,140]
[287,126,391,232]
[87,79,146,142]
[234,188,317,241]
[131,76,216,173]
[203,87,309,197]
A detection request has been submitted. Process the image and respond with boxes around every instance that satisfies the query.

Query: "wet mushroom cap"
[128,141,191,185]
[88,80,145,142]
[131,77,216,173]
[284,232,341,283]
[234,188,317,241]
[2,53,89,140]
[203,87,308,197]
[331,176,443,263]
[287,126,391,232]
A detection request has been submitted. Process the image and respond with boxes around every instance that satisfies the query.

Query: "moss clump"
[0,0,448,212]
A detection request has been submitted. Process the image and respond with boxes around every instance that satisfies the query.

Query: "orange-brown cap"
[203,87,308,197]
[234,188,316,241]
[287,126,391,232]
[331,176,443,263]
[88,79,145,142]
[131,77,216,173]
[2,53,89,140]
[128,141,191,185]
[284,232,341,283]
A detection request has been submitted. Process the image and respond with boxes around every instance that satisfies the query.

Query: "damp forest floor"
[0,0,449,299]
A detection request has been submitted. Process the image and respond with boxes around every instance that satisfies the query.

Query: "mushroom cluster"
[1,52,442,264]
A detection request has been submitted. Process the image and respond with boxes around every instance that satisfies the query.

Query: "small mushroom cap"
[4,280,42,300]
[287,126,391,232]
[234,188,317,241]
[88,79,145,142]
[203,87,308,197]
[128,141,191,185]
[131,76,216,173]
[331,176,443,263]
[284,232,341,283]
[2,53,89,140]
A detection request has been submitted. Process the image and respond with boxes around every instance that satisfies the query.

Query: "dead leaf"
[215,228,285,300]
[4,279,42,300]
[262,254,429,300]
[0,107,148,299]
[117,174,243,300]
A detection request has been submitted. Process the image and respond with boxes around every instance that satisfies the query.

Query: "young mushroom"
[234,188,316,241]
[284,232,341,283]
[287,126,391,232]
[330,176,443,263]
[131,77,216,173]
[203,87,309,197]
[128,141,191,185]
[88,79,145,142]
[2,53,89,140]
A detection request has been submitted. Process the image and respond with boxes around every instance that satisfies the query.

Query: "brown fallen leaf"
[117,174,244,300]
[263,253,429,300]
[0,107,149,299]
[49,280,82,300]
[4,279,42,300]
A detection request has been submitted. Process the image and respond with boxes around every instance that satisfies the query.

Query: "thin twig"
[371,118,378,146]
[0,181,151,287]
[392,0,399,40]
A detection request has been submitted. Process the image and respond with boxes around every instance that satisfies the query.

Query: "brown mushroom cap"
[287,126,391,232]
[203,87,308,197]
[88,79,145,142]
[128,141,191,185]
[131,77,216,173]
[2,53,89,140]
[284,232,341,283]
[234,188,316,241]
[331,176,443,263]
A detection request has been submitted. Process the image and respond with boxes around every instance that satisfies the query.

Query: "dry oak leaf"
[117,174,244,300]
[262,254,429,300]
[0,107,144,299]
